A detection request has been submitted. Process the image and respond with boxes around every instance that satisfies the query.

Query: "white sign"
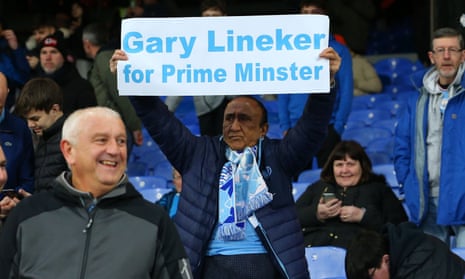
[117,14,329,96]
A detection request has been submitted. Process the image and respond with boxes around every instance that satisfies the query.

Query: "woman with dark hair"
[295,140,408,248]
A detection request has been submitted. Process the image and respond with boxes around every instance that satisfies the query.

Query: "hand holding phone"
[1,189,23,200]
[322,192,336,203]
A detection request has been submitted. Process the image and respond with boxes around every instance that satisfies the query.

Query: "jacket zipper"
[248,214,290,279]
[80,204,96,279]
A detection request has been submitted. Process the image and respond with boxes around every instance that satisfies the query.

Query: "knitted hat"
[40,31,68,57]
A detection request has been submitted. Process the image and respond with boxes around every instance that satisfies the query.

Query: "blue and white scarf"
[217,146,273,241]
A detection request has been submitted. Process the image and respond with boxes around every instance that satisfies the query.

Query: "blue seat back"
[347,109,392,126]
[297,168,321,183]
[342,127,392,148]
[372,164,398,187]
[129,175,168,190]
[306,246,347,279]
[292,182,310,201]
[451,248,465,260]
[138,188,172,203]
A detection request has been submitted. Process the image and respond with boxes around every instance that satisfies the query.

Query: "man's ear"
[428,51,435,65]
[260,123,269,137]
[50,103,62,114]
[60,139,74,165]
[382,254,389,264]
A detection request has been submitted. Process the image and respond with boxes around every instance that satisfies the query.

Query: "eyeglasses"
[432,47,463,56]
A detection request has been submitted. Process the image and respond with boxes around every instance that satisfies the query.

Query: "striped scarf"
[217,146,273,241]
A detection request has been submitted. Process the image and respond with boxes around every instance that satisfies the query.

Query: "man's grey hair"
[82,22,108,46]
[431,27,464,50]
[62,106,122,145]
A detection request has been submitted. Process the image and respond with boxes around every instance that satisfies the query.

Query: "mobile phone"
[1,189,23,200]
[322,192,336,203]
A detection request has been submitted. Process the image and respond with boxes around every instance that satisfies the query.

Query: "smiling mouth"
[101,160,117,167]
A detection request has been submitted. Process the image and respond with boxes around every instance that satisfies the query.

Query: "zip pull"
[80,196,97,233]
[83,217,94,233]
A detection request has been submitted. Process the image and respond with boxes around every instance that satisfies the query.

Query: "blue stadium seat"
[352,94,394,111]
[373,164,403,199]
[267,123,282,139]
[126,161,149,176]
[305,246,347,279]
[371,119,398,135]
[262,99,279,114]
[185,124,201,136]
[375,100,406,118]
[344,120,368,131]
[366,137,395,160]
[342,127,392,148]
[129,175,168,190]
[347,109,392,126]
[373,57,417,72]
[173,96,196,118]
[138,187,172,203]
[374,57,417,86]
[381,84,415,97]
[292,182,310,201]
[351,95,373,111]
[135,150,169,175]
[297,168,321,183]
[367,151,392,165]
[178,111,198,126]
[153,161,173,181]
[451,248,465,260]
[129,128,161,162]
[372,164,398,188]
[391,89,418,101]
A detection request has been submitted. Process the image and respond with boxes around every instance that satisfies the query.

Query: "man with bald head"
[0,106,192,278]
[110,47,341,278]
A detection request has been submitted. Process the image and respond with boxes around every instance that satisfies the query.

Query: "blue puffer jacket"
[131,92,335,279]
[0,110,34,194]
[394,66,465,225]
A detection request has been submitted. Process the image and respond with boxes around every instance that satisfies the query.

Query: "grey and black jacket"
[0,172,192,279]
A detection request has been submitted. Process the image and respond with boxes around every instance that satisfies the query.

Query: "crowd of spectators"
[0,0,464,278]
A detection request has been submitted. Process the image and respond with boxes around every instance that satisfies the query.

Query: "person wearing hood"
[0,106,192,278]
[345,222,465,279]
[296,140,408,249]
[394,27,465,247]
[36,32,97,115]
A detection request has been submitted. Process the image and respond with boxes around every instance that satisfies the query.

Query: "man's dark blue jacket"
[131,91,335,279]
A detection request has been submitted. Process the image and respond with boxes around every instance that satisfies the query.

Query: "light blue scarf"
[217,146,273,241]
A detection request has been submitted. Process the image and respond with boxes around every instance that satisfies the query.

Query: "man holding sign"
[110,14,341,279]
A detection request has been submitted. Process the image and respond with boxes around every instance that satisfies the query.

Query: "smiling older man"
[0,107,192,279]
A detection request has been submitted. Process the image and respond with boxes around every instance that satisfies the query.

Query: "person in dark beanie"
[35,32,97,115]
